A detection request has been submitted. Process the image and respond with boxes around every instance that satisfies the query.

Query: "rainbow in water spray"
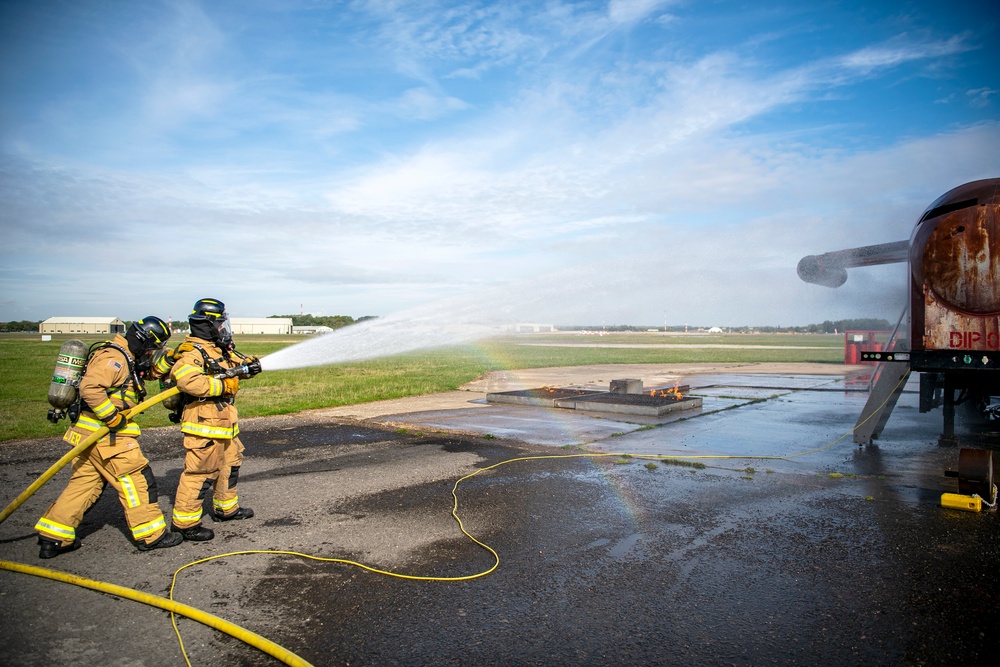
[260,303,504,371]
[259,265,658,371]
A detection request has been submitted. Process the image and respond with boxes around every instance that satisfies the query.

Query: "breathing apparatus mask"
[218,317,234,351]
[125,316,171,372]
[189,298,232,347]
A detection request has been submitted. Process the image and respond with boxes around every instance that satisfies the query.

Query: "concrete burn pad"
[610,378,643,394]
[369,404,643,446]
[558,393,703,416]
[486,387,606,408]
[489,383,700,416]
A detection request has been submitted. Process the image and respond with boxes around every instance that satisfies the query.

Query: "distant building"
[708,326,724,334]
[292,325,333,335]
[40,317,126,335]
[230,317,293,335]
[508,323,556,333]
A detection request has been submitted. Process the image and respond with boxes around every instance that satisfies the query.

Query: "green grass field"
[0,332,843,442]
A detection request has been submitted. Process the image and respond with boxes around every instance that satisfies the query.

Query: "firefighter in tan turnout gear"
[35,317,184,558]
[169,298,262,541]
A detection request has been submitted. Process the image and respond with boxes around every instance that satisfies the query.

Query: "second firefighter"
[168,298,262,541]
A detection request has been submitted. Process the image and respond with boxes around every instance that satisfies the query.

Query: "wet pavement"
[1,366,998,666]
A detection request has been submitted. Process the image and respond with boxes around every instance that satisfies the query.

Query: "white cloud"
[967,87,996,108]
[608,0,672,25]
[2,1,997,327]
[835,34,971,75]
[394,86,471,119]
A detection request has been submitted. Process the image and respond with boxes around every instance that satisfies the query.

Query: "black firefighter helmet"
[189,298,232,345]
[125,316,171,370]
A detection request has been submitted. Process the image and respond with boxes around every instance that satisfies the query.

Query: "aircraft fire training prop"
[798,178,999,506]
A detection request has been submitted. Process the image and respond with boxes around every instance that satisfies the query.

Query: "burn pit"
[487,379,703,416]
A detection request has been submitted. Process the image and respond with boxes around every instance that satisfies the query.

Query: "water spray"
[259,267,646,371]
[260,312,500,371]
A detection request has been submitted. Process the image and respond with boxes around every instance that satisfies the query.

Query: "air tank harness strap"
[102,342,147,404]
[177,342,226,376]
[71,342,145,421]
[175,342,234,410]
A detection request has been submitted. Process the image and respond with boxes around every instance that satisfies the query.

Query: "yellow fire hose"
[0,373,911,666]
[0,559,313,667]
[0,386,316,667]
[0,388,180,525]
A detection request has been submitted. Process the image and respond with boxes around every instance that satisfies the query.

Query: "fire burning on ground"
[487,380,701,416]
[649,384,684,400]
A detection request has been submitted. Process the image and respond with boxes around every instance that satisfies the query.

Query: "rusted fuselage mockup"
[798,178,1000,449]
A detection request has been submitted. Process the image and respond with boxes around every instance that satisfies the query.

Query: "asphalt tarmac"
[1,363,998,666]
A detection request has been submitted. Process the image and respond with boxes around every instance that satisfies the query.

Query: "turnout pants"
[172,435,245,528]
[35,437,168,547]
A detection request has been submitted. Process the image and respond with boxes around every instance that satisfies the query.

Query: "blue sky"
[1,0,997,328]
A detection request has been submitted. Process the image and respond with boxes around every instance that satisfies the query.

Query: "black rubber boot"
[211,507,254,522]
[38,537,81,559]
[136,531,184,551]
[172,524,215,541]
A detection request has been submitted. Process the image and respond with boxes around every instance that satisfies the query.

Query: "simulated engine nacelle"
[797,241,909,289]
[797,178,1000,370]
[908,179,1000,370]
[798,178,1000,448]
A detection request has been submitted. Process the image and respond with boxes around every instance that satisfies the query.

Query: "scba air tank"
[47,339,88,422]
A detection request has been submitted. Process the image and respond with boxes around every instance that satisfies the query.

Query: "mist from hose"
[259,268,625,371]
[257,230,908,371]
[259,309,500,371]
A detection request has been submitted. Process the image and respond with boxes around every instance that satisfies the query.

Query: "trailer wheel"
[957,448,995,501]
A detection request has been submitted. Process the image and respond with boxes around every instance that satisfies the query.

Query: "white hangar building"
[230,317,293,335]
[39,317,126,335]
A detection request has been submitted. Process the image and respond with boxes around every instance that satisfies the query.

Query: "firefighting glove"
[222,377,240,396]
[152,347,178,375]
[244,357,263,378]
[105,411,128,432]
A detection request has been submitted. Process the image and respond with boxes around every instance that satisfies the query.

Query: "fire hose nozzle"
[215,365,250,379]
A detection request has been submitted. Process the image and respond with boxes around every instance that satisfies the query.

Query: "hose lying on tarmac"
[0,388,181,525]
[0,386,317,667]
[0,559,314,667]
[1,374,912,666]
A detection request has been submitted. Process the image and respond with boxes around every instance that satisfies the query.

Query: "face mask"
[137,341,167,372]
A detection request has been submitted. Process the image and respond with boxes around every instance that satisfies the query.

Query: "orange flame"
[649,383,683,400]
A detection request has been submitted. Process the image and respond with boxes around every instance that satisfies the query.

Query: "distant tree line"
[766,318,893,334]
[0,320,42,332]
[271,314,378,330]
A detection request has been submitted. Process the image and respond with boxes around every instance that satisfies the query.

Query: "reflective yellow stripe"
[93,398,116,419]
[154,355,172,374]
[104,386,140,404]
[120,474,140,508]
[132,515,166,540]
[172,507,203,524]
[75,415,141,437]
[35,517,76,541]
[76,415,104,431]
[173,364,199,379]
[209,378,223,397]
[180,422,237,439]
[213,496,239,512]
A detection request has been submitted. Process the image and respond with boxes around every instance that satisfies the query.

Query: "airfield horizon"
[0,332,844,443]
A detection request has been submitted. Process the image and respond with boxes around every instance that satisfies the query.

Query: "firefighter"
[169,298,262,541]
[35,317,184,557]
